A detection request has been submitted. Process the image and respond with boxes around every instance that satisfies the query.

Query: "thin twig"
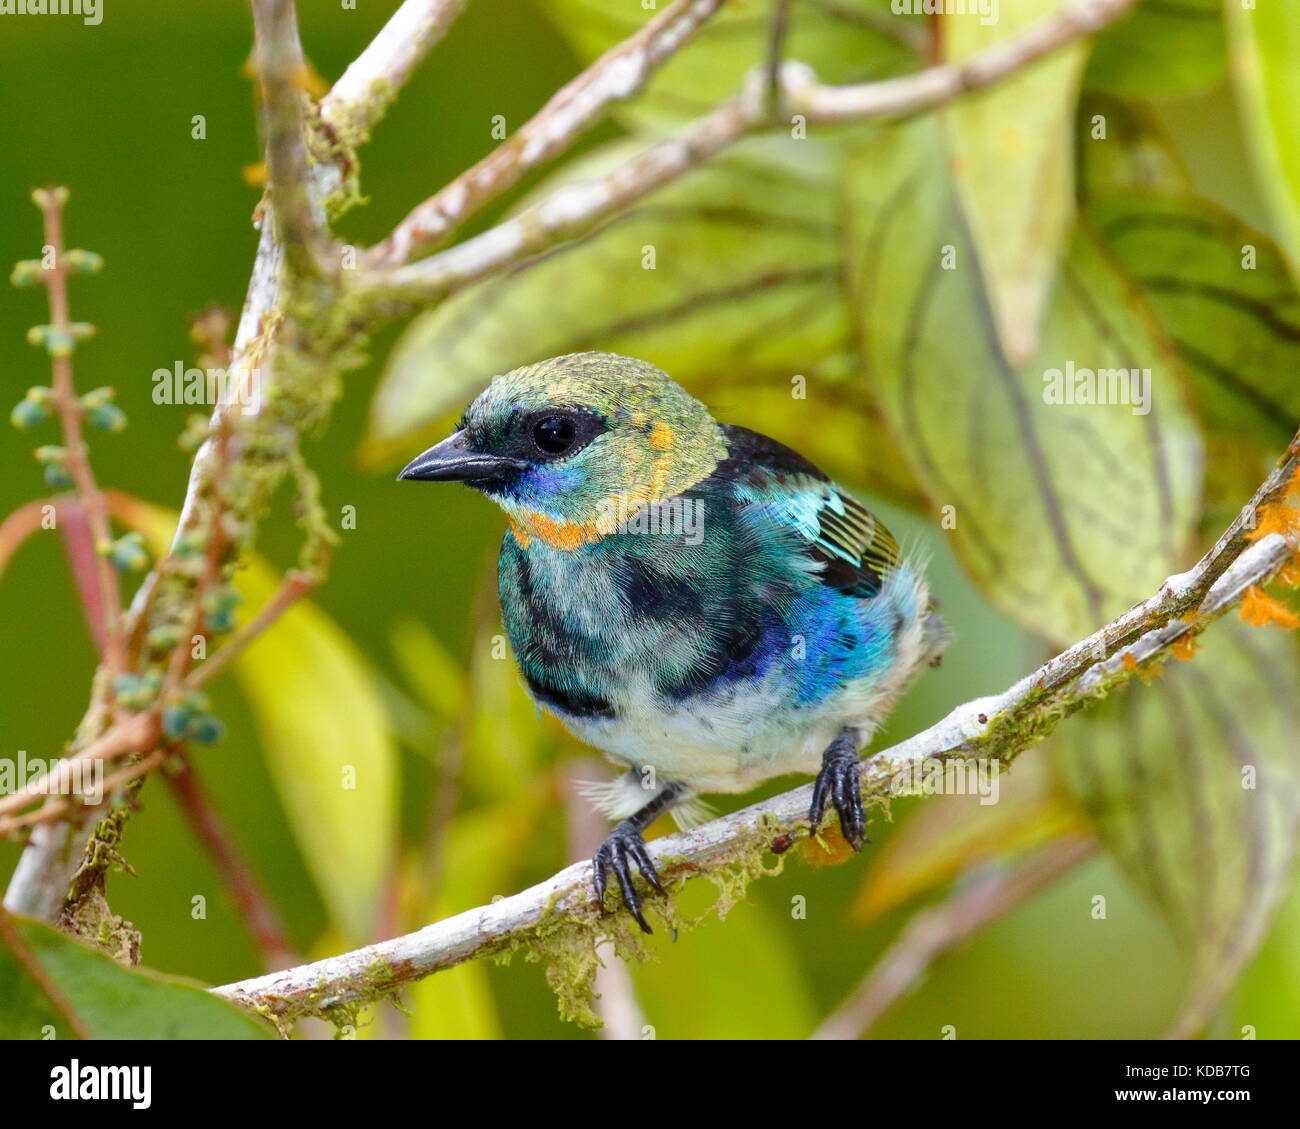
[810,837,1095,1040]
[250,0,334,274]
[210,432,1300,1024]
[360,0,1138,304]
[0,903,92,1040]
[319,0,471,141]
[164,756,298,971]
[564,761,648,1041]
[366,0,731,267]
[185,570,316,689]
[0,712,160,829]
[34,189,125,687]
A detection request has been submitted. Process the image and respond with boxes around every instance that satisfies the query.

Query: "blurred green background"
[1,0,1296,1039]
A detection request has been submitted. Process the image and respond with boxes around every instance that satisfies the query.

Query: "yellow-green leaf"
[1056,620,1300,1038]
[942,3,1088,364]
[535,0,919,128]
[1227,0,1300,267]
[847,116,1203,645]
[0,915,271,1039]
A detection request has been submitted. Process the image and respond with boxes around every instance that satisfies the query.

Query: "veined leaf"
[1086,0,1225,96]
[846,116,1203,645]
[1226,0,1300,266]
[1055,620,1300,1038]
[366,135,848,463]
[1088,189,1300,448]
[1076,92,1190,201]
[942,3,1088,364]
[0,915,271,1039]
[111,499,399,948]
[534,0,918,128]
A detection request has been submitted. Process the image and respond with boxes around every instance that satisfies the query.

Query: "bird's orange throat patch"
[503,417,725,551]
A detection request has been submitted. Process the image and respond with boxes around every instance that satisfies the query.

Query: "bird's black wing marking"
[714,423,900,599]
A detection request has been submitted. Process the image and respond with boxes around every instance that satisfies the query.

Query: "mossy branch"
[209,431,1300,1030]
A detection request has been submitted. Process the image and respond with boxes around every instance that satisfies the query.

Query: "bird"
[398,352,948,933]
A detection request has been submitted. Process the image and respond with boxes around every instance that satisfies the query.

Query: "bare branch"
[366,0,731,267]
[319,0,470,142]
[210,430,1300,1026]
[360,0,1138,304]
[164,757,298,972]
[250,0,333,273]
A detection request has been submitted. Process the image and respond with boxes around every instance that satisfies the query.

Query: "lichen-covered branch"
[319,0,470,144]
[359,0,1139,304]
[210,431,1300,1029]
[365,0,732,267]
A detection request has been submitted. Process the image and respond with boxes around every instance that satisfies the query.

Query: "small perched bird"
[400,352,947,932]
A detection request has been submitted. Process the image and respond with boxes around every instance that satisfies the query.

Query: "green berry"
[186,714,226,745]
[108,532,149,573]
[147,626,181,655]
[87,402,127,433]
[162,706,192,741]
[64,249,104,275]
[10,398,49,430]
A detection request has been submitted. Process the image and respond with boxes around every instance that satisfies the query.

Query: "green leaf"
[366,135,848,462]
[0,915,271,1039]
[115,500,400,948]
[1088,188,1300,449]
[942,3,1088,364]
[231,560,400,947]
[846,116,1203,645]
[1086,0,1225,96]
[1076,92,1190,200]
[1056,620,1300,1038]
[1226,0,1300,266]
[534,0,919,128]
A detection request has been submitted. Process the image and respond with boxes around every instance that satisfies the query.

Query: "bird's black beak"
[396,431,527,484]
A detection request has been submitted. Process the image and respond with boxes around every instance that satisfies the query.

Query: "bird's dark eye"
[532,415,577,455]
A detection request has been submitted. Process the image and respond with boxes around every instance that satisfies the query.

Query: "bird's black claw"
[810,735,868,851]
[592,823,663,934]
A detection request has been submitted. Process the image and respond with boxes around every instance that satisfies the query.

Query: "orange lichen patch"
[1240,585,1300,629]
[1277,550,1300,587]
[1121,653,1138,672]
[1171,633,1200,662]
[797,826,857,867]
[1245,499,1300,542]
[649,422,674,451]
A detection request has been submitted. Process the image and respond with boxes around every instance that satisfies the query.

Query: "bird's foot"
[810,730,869,851]
[593,821,665,934]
